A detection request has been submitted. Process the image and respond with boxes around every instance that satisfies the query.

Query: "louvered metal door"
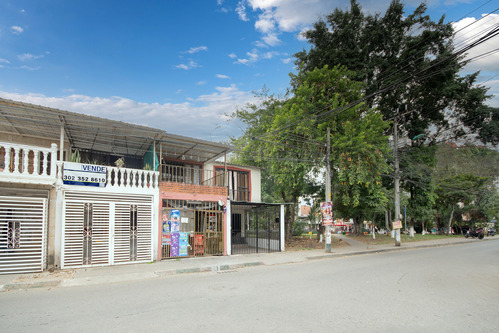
[63,201,110,268]
[114,203,152,263]
[0,196,47,274]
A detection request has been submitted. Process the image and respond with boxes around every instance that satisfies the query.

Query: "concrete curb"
[0,238,495,292]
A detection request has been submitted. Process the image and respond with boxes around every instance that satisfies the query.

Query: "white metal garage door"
[62,192,153,268]
[0,196,47,275]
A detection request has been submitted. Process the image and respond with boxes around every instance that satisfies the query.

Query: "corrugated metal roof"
[0,98,233,163]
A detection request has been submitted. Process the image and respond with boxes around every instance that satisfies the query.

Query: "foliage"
[294,0,498,146]
[230,65,391,236]
[68,149,81,163]
[292,222,306,236]
[433,144,499,226]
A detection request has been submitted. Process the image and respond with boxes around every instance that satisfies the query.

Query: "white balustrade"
[56,162,158,192]
[0,142,58,185]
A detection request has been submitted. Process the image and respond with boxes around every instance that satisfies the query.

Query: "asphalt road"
[0,240,498,333]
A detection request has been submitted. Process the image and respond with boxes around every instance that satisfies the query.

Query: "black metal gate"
[231,202,281,254]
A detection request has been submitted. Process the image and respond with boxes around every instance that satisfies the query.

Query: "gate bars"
[230,203,281,255]
[161,199,224,259]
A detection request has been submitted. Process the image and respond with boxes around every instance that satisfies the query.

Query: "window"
[215,168,250,201]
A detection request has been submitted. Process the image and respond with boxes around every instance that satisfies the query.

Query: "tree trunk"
[409,217,415,237]
[385,210,389,230]
[447,205,455,235]
[353,216,363,235]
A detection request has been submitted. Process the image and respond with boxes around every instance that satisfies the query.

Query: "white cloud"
[0,58,10,64]
[281,57,293,64]
[11,26,23,34]
[175,60,200,70]
[196,81,207,85]
[453,14,499,73]
[216,74,230,79]
[18,53,47,61]
[0,87,258,140]
[236,1,249,21]
[234,48,283,65]
[186,46,208,54]
[228,53,237,59]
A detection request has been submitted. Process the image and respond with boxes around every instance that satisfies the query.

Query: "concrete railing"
[0,142,58,184]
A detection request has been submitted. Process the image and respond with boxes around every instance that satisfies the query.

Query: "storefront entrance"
[161,199,224,259]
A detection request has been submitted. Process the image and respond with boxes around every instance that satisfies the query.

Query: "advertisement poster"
[179,245,188,257]
[393,220,402,229]
[171,232,180,257]
[171,209,180,233]
[162,220,170,233]
[162,233,171,245]
[321,202,333,226]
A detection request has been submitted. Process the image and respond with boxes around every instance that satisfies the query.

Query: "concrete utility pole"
[325,126,332,253]
[393,111,401,246]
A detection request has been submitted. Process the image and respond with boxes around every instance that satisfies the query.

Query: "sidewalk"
[1,236,497,292]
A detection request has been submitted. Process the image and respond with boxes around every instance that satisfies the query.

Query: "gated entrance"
[230,202,281,254]
[62,192,154,268]
[161,199,224,259]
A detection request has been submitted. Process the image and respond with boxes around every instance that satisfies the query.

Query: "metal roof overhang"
[0,98,233,163]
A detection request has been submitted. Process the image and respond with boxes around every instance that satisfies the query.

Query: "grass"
[349,233,463,245]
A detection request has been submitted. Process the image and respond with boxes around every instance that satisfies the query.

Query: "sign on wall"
[63,162,107,187]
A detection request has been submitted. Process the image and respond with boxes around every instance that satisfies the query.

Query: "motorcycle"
[486,228,496,236]
[465,228,484,239]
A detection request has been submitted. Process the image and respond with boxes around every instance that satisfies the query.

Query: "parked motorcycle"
[465,228,484,239]
[486,228,496,236]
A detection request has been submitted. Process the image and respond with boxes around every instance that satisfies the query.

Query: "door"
[0,196,47,274]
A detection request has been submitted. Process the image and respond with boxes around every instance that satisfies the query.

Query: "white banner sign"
[63,162,107,187]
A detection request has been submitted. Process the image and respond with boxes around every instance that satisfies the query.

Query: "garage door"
[62,192,153,268]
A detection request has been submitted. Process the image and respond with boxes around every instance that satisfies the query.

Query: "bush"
[292,222,306,236]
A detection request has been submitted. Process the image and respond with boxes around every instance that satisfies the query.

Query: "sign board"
[321,202,333,226]
[63,162,106,187]
[393,220,402,229]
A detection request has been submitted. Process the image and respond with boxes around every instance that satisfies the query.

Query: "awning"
[0,98,233,163]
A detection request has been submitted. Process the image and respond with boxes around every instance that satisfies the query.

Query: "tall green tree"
[295,0,498,145]
[231,65,391,237]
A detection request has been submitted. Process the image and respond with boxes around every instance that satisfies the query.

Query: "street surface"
[0,240,498,332]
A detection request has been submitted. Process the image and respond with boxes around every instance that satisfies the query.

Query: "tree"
[230,65,391,237]
[433,144,499,231]
[295,0,498,146]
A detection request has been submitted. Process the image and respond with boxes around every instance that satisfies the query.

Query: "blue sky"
[0,0,498,142]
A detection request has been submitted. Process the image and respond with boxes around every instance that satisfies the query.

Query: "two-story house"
[0,98,284,275]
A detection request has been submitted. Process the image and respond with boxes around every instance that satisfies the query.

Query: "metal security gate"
[161,199,224,259]
[231,203,281,255]
[62,192,153,268]
[0,196,47,274]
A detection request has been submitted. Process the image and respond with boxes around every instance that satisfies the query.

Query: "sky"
[0,0,498,142]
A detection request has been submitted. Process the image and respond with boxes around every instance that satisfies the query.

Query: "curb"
[0,238,495,292]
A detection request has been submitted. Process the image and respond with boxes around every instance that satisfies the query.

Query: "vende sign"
[63,162,107,187]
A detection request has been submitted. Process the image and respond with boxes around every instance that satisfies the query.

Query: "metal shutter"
[63,201,110,268]
[0,197,47,274]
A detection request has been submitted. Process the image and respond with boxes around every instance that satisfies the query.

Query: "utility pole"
[325,126,332,252]
[393,111,401,246]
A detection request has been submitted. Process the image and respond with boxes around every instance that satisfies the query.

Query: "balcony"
[160,164,223,187]
[0,142,58,186]
[159,164,250,200]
